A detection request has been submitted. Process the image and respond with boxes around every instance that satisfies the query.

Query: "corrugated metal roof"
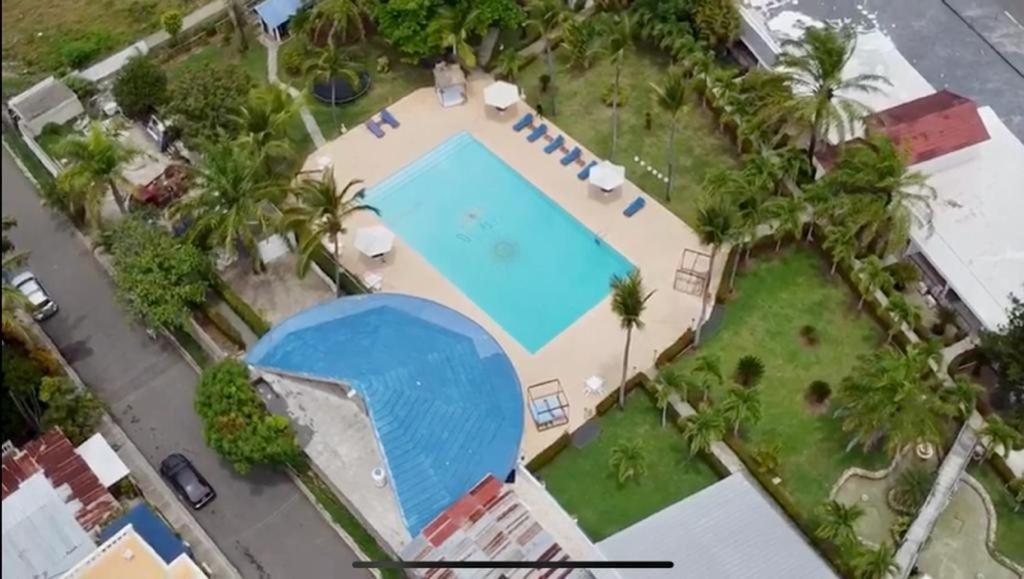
[866,90,990,165]
[8,77,80,121]
[598,474,837,579]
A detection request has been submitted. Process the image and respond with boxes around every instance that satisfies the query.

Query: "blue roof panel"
[254,0,302,29]
[245,294,524,535]
[98,504,187,564]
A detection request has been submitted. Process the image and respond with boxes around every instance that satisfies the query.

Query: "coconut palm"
[822,222,857,276]
[305,43,361,132]
[815,499,863,546]
[171,141,284,273]
[429,4,484,68]
[232,85,300,175]
[979,416,1024,459]
[653,367,684,428]
[768,24,890,166]
[680,407,725,456]
[734,354,765,387]
[692,353,724,403]
[610,270,655,409]
[852,542,898,579]
[943,375,981,419]
[282,172,378,297]
[890,466,934,512]
[855,255,893,310]
[650,67,688,201]
[609,440,647,484]
[884,293,921,344]
[602,12,635,159]
[307,0,375,44]
[694,202,738,346]
[721,386,761,436]
[55,122,137,224]
[494,48,526,81]
[525,0,569,115]
[767,195,804,252]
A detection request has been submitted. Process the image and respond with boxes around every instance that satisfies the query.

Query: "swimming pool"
[369,132,634,353]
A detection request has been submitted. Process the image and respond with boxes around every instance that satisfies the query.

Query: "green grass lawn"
[970,463,1024,564]
[517,46,738,227]
[166,38,269,83]
[670,247,889,515]
[537,390,720,541]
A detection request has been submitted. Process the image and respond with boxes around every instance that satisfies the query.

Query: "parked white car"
[11,272,58,321]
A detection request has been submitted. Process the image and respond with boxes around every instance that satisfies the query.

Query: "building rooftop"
[98,504,189,566]
[866,90,991,165]
[63,524,206,579]
[598,474,837,579]
[8,76,81,121]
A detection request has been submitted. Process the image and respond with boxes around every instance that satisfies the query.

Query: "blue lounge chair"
[526,124,548,142]
[513,113,534,132]
[560,146,581,166]
[544,135,565,154]
[577,160,597,180]
[365,119,385,139]
[380,109,400,128]
[623,196,646,217]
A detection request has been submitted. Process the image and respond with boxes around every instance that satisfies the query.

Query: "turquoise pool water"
[369,132,634,353]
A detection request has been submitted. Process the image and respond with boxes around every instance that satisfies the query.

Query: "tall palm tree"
[979,416,1024,459]
[768,24,890,166]
[526,0,569,115]
[822,223,856,275]
[610,270,655,409]
[852,542,898,579]
[306,44,361,132]
[680,407,725,456]
[855,255,892,310]
[307,0,375,44]
[282,172,378,297]
[767,194,804,252]
[721,386,761,436]
[232,85,300,175]
[650,67,688,201]
[693,353,724,403]
[654,366,684,428]
[429,4,484,68]
[171,141,284,273]
[56,122,137,224]
[603,12,635,159]
[694,202,738,346]
[609,440,646,484]
[815,499,863,547]
[884,293,921,344]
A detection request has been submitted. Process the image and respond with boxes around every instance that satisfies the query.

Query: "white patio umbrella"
[484,80,520,110]
[584,375,605,395]
[589,161,626,192]
[353,225,395,258]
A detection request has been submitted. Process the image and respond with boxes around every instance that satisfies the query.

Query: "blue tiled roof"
[246,294,524,535]
[98,505,187,565]
[254,0,302,30]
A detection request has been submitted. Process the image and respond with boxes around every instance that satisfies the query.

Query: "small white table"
[584,375,605,397]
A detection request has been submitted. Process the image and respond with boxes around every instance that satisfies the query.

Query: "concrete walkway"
[660,384,748,475]
[143,0,227,50]
[262,37,327,148]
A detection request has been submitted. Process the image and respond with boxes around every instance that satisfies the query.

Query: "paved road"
[2,149,368,579]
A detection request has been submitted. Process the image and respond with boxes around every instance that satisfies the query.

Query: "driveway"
[2,149,369,579]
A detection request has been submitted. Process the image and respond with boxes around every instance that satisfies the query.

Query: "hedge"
[309,246,367,296]
[526,431,571,472]
[209,274,271,337]
[199,305,246,349]
[655,328,695,369]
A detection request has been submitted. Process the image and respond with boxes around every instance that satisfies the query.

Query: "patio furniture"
[584,375,605,396]
[674,248,712,296]
[527,379,570,431]
[526,124,548,142]
[484,80,520,111]
[577,160,598,180]
[590,161,626,191]
[623,196,646,217]
[560,147,581,166]
[354,226,395,260]
[365,119,385,139]
[544,135,565,154]
[433,62,467,107]
[363,272,383,291]
[380,109,400,128]
[513,113,534,132]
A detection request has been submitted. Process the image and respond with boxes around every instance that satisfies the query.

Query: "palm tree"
[768,24,890,166]
[693,353,724,403]
[885,293,921,344]
[852,542,898,579]
[815,499,863,547]
[767,194,804,252]
[979,416,1024,459]
[2,216,32,343]
[307,0,374,44]
[494,48,526,81]
[282,172,378,297]
[603,12,635,159]
[55,122,137,224]
[890,466,934,512]
[680,407,725,456]
[526,0,569,116]
[232,85,300,175]
[171,141,284,273]
[609,440,647,484]
[752,442,782,473]
[855,255,893,310]
[650,67,688,201]
[943,375,981,419]
[694,202,738,346]
[734,354,765,387]
[653,367,684,428]
[610,270,655,409]
[429,4,483,68]
[305,44,360,133]
[822,223,857,275]
[721,386,761,436]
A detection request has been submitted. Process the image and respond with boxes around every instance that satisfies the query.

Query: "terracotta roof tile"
[866,90,990,164]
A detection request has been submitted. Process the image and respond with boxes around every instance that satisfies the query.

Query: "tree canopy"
[165,63,253,144]
[113,56,168,120]
[980,291,1024,413]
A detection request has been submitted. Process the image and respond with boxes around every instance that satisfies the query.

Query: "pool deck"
[311,75,719,460]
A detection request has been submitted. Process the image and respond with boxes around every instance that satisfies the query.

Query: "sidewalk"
[262,37,327,148]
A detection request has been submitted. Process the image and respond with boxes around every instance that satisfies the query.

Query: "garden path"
[262,37,327,148]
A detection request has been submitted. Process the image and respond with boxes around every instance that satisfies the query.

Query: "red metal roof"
[1,428,120,530]
[865,90,990,165]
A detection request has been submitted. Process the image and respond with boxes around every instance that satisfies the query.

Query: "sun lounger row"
[365,108,400,139]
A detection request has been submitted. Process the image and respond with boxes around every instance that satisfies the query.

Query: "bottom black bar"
[353,561,673,570]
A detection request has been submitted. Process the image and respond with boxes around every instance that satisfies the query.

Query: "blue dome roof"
[245,293,524,535]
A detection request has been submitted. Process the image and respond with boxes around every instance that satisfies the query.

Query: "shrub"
[806,380,832,404]
[63,75,98,101]
[885,260,920,291]
[280,38,308,77]
[209,275,271,336]
[800,324,820,346]
[57,30,119,68]
[113,56,168,120]
[164,62,253,143]
[39,377,104,444]
[734,355,765,387]
[888,467,934,514]
[376,55,391,74]
[601,83,630,107]
[161,10,184,38]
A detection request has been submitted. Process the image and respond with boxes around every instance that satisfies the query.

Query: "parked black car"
[160,453,216,510]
